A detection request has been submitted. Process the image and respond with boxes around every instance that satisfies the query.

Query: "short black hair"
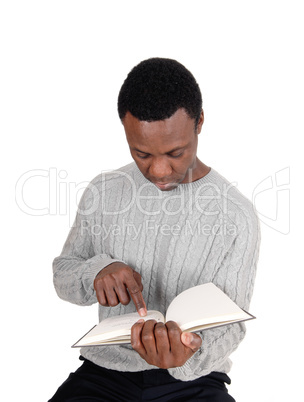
[118,58,202,127]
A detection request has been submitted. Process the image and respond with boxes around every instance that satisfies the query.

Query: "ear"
[196,109,204,134]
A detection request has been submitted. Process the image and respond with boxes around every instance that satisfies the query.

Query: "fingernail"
[139,308,147,317]
[182,333,193,344]
[136,319,145,324]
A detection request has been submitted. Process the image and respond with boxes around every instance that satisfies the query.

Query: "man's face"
[123,108,205,191]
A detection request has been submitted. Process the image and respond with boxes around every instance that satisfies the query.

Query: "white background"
[1,1,303,401]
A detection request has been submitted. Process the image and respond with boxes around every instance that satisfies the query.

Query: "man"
[49,58,260,401]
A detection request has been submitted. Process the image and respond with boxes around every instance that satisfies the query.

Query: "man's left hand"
[131,320,202,369]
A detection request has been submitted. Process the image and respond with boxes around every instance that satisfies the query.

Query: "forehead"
[122,109,195,151]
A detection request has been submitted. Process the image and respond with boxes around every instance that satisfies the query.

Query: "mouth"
[153,181,176,191]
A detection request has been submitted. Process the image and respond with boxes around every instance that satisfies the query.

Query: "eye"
[136,153,150,159]
[169,152,183,158]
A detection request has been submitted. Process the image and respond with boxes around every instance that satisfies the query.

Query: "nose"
[149,157,172,180]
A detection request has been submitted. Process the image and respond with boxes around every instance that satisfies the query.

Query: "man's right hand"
[94,262,147,317]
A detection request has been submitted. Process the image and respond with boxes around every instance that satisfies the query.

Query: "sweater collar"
[132,163,219,194]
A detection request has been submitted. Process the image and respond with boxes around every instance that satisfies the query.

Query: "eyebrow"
[133,145,186,155]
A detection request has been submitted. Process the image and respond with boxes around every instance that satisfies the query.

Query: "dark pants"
[49,357,235,401]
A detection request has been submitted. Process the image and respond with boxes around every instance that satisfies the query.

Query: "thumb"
[181,332,202,352]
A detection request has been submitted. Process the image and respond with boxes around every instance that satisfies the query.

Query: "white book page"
[74,310,164,346]
[165,283,250,332]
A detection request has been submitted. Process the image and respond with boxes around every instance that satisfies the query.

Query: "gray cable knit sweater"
[53,162,260,381]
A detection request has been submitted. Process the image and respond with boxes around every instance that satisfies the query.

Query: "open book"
[73,282,255,347]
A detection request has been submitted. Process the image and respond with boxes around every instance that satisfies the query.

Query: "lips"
[154,182,174,190]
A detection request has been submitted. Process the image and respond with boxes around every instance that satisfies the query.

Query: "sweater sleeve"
[52,179,122,306]
[168,206,261,381]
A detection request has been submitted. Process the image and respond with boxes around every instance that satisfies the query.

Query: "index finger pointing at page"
[126,277,147,317]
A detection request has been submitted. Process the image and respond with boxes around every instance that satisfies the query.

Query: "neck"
[184,158,210,184]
